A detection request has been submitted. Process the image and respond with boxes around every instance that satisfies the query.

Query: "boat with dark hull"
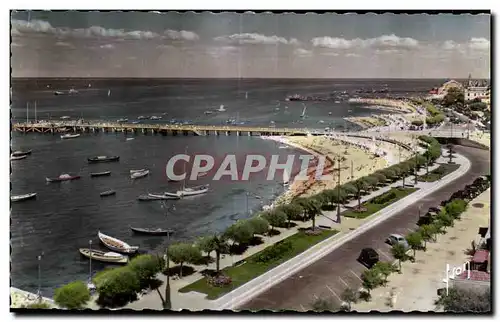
[100,190,116,197]
[88,156,120,163]
[90,171,111,177]
[46,174,81,182]
[130,227,174,236]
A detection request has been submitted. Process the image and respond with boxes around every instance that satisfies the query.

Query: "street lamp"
[336,155,342,224]
[37,253,42,301]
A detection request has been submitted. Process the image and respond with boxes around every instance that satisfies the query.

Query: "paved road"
[240,145,490,311]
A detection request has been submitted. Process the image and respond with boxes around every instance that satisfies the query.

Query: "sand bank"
[349,98,417,113]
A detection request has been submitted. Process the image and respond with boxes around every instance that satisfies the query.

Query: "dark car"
[357,248,379,268]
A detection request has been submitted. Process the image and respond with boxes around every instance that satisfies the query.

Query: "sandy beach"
[348,98,417,113]
[271,134,409,203]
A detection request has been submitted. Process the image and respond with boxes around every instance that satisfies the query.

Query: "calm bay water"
[10,78,442,296]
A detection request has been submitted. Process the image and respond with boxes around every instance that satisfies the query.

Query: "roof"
[472,250,489,263]
[456,270,490,282]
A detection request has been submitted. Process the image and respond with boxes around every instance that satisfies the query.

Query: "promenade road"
[240,145,490,311]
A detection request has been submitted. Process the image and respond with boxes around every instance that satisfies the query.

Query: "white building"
[464,74,490,102]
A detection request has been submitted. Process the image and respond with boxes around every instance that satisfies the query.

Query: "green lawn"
[179,229,338,300]
[343,187,419,219]
[418,164,460,182]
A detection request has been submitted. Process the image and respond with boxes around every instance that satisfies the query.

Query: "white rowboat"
[98,231,138,254]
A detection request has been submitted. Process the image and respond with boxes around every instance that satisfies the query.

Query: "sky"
[10,11,491,78]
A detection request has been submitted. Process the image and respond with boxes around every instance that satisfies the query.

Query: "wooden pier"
[12,121,312,137]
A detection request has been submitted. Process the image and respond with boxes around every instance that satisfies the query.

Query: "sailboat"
[107,89,111,97]
[166,147,209,198]
[300,103,307,118]
[218,104,226,112]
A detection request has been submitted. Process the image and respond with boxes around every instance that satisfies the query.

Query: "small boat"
[90,171,111,177]
[130,169,146,174]
[79,248,128,264]
[147,193,180,200]
[61,133,80,139]
[218,104,226,112]
[131,121,140,124]
[138,194,163,201]
[137,116,148,120]
[46,174,81,182]
[117,118,128,123]
[130,227,174,236]
[100,190,116,197]
[177,184,209,198]
[204,111,214,115]
[11,150,32,157]
[60,116,71,120]
[54,91,65,96]
[131,169,149,179]
[98,231,139,254]
[88,156,120,163]
[107,89,111,97]
[329,112,333,115]
[10,154,27,161]
[10,192,37,202]
[150,116,162,120]
[126,138,135,141]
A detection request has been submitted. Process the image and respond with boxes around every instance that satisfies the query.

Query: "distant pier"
[12,121,312,137]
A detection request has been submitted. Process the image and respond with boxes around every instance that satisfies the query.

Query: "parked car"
[357,248,379,268]
[386,234,409,249]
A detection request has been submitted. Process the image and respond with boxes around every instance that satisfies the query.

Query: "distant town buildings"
[428,74,490,107]
[464,74,490,102]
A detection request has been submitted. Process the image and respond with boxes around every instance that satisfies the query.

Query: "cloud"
[468,37,490,50]
[294,48,312,57]
[11,19,200,41]
[311,34,419,51]
[214,33,298,46]
[164,30,199,41]
[441,38,490,52]
[206,46,240,58]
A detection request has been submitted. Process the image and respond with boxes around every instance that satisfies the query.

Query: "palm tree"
[354,178,369,209]
[295,198,322,230]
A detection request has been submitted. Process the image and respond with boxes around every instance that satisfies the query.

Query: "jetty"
[12,121,311,137]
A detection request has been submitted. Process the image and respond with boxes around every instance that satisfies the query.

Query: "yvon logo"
[442,261,471,296]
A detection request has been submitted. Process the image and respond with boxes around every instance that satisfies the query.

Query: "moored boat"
[147,193,180,200]
[130,227,174,236]
[100,190,116,197]
[10,154,27,161]
[88,156,120,163]
[11,150,32,157]
[98,231,139,254]
[130,169,146,173]
[10,192,37,202]
[176,184,209,198]
[117,118,128,123]
[79,248,128,264]
[137,116,148,120]
[130,169,149,179]
[46,174,81,182]
[61,133,80,139]
[90,171,111,177]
